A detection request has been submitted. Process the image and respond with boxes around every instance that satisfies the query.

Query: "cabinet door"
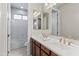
[30,38,32,55]
[32,43,36,56]
[36,45,40,56]
[51,51,58,56]
[41,50,49,56]
[41,45,50,55]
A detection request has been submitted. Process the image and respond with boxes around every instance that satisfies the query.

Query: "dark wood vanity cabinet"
[32,43,36,56]
[51,51,58,56]
[31,38,41,56]
[41,50,48,56]
[30,38,58,56]
[41,45,50,56]
[35,45,40,56]
[31,38,36,56]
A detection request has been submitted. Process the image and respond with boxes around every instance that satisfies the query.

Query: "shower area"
[8,3,28,56]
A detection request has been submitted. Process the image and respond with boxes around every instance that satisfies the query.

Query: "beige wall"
[59,3,79,39]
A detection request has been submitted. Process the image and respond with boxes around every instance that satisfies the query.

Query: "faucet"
[41,32,48,41]
[59,37,72,46]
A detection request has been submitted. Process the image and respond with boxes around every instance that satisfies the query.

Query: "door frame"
[7,3,29,55]
[7,3,11,55]
[52,8,61,36]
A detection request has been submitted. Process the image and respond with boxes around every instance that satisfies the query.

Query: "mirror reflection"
[33,3,79,40]
[33,9,49,30]
[43,12,49,30]
[33,9,42,30]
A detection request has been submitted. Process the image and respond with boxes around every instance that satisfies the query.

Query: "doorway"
[52,9,60,36]
[8,3,28,56]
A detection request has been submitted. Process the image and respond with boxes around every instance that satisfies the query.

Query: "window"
[14,15,21,19]
[14,14,27,20]
[23,16,27,20]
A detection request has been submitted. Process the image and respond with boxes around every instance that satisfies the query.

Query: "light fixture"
[33,11,37,16]
[33,11,40,18]
[46,3,57,9]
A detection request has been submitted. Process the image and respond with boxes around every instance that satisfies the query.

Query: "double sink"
[42,35,79,48]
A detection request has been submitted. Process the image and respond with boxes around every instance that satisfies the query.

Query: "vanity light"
[33,11,37,16]
[36,12,40,16]
[33,11,40,18]
[45,3,57,9]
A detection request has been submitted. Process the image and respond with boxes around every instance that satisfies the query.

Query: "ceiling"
[53,3,64,8]
[11,3,28,11]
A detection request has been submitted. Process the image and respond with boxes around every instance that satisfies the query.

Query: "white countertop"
[31,32,79,56]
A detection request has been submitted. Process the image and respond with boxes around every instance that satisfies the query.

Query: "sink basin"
[45,38,58,42]
[43,35,61,44]
[70,43,79,47]
[44,37,59,44]
[47,35,61,40]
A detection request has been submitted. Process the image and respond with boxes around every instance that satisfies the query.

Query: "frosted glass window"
[14,15,21,19]
[23,16,27,20]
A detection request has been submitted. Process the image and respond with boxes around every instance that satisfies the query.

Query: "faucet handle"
[68,41,72,46]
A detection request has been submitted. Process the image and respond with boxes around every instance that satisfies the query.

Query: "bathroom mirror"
[43,12,49,30]
[51,3,79,40]
[33,9,42,30]
[33,9,49,30]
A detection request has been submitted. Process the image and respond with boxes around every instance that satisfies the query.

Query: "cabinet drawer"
[35,41,40,47]
[41,45,50,55]
[51,51,58,56]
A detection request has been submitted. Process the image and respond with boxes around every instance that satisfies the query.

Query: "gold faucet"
[41,32,49,40]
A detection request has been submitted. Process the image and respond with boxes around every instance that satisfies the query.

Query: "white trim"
[7,3,11,55]
[0,3,8,56]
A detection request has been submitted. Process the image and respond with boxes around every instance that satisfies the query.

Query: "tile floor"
[8,46,27,56]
